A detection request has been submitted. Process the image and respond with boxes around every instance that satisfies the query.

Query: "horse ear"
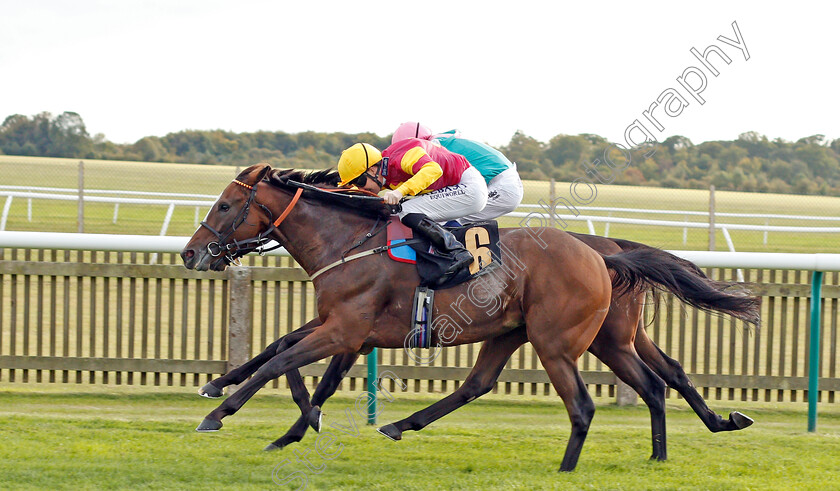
[254,164,272,184]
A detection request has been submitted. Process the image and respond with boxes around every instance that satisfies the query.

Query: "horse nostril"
[182,249,195,262]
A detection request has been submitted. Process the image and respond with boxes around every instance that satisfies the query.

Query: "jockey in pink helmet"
[391,122,435,143]
[392,122,524,223]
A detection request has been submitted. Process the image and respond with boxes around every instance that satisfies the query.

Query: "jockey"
[337,141,488,284]
[392,122,524,223]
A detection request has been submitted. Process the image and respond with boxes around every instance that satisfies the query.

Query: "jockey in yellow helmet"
[338,140,488,285]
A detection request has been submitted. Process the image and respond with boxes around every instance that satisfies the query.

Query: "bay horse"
[199,233,756,463]
[181,164,759,472]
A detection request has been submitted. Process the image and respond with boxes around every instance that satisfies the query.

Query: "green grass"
[2,155,839,252]
[0,386,839,490]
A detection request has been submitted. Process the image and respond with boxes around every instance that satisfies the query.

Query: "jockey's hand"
[383,189,403,205]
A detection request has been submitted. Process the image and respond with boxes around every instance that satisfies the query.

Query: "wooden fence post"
[615,377,638,406]
[708,185,716,251]
[78,161,85,233]
[227,266,253,393]
[549,178,556,204]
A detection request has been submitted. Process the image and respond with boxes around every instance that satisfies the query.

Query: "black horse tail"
[601,248,761,326]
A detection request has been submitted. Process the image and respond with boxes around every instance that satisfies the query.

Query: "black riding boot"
[402,213,474,284]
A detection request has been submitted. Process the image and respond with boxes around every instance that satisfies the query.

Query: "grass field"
[2,155,839,252]
[0,386,838,490]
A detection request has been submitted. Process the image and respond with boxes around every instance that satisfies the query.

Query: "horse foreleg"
[378,328,528,441]
[198,319,321,398]
[634,320,753,432]
[265,353,360,451]
[196,325,350,432]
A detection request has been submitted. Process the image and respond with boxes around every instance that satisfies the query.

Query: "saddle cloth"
[386,217,501,289]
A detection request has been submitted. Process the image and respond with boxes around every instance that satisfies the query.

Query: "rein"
[200,179,303,266]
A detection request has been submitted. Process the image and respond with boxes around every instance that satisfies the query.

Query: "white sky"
[1,1,838,148]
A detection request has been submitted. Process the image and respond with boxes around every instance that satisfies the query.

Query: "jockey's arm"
[394,147,443,196]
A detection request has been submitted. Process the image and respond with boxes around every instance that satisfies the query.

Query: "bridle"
[199,173,406,277]
[200,178,303,266]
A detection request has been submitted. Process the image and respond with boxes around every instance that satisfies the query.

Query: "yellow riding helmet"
[338,143,382,186]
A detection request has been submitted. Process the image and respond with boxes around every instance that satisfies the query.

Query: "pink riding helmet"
[391,121,434,144]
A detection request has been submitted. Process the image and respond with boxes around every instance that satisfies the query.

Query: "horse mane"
[240,164,391,219]
[269,168,342,187]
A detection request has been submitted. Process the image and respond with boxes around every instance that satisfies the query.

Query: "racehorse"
[181,164,760,471]
[199,233,757,463]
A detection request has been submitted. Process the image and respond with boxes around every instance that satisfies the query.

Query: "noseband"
[200,179,303,266]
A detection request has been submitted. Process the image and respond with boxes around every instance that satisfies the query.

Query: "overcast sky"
[1,1,837,148]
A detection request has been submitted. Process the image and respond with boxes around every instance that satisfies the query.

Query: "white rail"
[672,251,840,271]
[0,231,288,256]
[0,191,215,234]
[0,185,216,199]
[3,189,840,254]
[517,204,840,222]
[509,212,840,233]
[0,191,212,207]
[2,231,840,271]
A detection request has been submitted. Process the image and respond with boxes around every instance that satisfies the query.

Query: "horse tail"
[600,248,761,326]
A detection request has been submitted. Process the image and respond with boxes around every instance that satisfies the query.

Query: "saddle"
[386,217,501,290]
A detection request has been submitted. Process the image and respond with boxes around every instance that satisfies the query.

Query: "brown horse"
[181,164,759,471]
[200,233,756,463]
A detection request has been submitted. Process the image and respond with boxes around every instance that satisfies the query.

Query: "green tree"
[133,136,167,162]
[500,131,546,178]
[545,135,587,169]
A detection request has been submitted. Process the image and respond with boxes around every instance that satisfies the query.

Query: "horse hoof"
[196,418,223,432]
[198,382,224,399]
[308,406,323,433]
[264,443,282,452]
[376,424,402,441]
[729,411,754,429]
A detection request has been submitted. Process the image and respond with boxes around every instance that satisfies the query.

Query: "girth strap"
[309,238,423,281]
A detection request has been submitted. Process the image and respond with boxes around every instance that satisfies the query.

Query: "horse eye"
[219,203,230,212]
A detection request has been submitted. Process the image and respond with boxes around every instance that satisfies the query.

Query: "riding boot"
[401,213,474,284]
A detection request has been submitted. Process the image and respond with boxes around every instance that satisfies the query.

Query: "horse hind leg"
[527,306,607,472]
[588,334,667,461]
[537,355,596,472]
[634,320,753,432]
[378,328,528,441]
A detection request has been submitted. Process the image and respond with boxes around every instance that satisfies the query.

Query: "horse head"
[181,163,277,271]
[182,162,393,273]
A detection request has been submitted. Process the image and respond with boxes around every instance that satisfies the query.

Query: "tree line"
[3,111,840,195]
